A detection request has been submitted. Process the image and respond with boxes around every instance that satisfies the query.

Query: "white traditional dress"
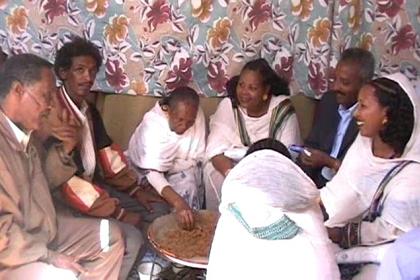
[204,95,301,210]
[127,102,206,209]
[376,227,420,280]
[206,149,339,280]
[321,73,420,278]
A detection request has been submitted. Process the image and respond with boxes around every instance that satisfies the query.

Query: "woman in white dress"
[321,73,420,279]
[204,58,301,210]
[127,87,206,229]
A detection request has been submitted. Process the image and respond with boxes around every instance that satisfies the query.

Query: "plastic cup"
[138,262,162,280]
[172,262,185,274]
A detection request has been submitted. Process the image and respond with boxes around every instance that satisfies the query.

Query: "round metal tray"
[147,210,219,269]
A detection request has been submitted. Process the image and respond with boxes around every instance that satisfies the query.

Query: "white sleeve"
[336,243,392,264]
[205,98,239,160]
[359,217,405,245]
[276,112,302,147]
[321,180,368,228]
[146,171,170,195]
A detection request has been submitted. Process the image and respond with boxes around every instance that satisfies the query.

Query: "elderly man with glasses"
[0,54,125,279]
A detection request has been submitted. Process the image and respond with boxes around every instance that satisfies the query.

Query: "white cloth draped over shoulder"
[58,86,96,180]
[203,95,301,210]
[320,73,420,276]
[207,150,339,280]
[127,102,206,208]
[205,95,301,161]
[321,73,420,236]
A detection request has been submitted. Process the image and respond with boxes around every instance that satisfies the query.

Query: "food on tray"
[157,211,218,259]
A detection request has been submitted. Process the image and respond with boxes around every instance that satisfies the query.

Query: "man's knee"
[1,262,78,280]
[147,201,170,221]
[121,223,144,252]
[107,219,125,252]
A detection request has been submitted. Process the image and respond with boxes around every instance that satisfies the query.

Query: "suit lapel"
[324,108,340,153]
[337,118,358,159]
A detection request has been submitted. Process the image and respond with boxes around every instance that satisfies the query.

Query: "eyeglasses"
[24,90,52,108]
[8,76,52,108]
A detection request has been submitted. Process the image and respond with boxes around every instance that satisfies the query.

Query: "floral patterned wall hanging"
[329,0,419,86]
[0,0,418,98]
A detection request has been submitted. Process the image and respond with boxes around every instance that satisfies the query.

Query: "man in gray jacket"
[0,54,125,279]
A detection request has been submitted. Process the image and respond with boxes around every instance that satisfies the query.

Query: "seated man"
[127,87,206,230]
[299,48,375,188]
[42,37,169,279]
[0,54,124,279]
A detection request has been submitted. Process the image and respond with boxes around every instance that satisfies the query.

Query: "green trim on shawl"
[233,105,251,146]
[233,98,295,146]
[268,98,294,139]
[228,203,301,240]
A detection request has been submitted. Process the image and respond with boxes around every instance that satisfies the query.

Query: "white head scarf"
[395,73,420,161]
[127,101,206,173]
[322,73,420,231]
[208,149,339,280]
[222,149,319,210]
[220,149,320,228]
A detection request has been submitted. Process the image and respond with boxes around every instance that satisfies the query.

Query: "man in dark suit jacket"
[299,48,375,188]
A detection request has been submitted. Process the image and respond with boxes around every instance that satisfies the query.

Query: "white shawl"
[220,149,319,212]
[207,150,339,280]
[58,86,96,179]
[205,95,301,161]
[127,102,206,174]
[321,73,420,233]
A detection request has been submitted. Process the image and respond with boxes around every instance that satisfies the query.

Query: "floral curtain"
[0,0,419,98]
[330,0,419,87]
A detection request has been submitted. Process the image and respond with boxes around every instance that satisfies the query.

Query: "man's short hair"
[0,54,52,101]
[54,37,102,78]
[339,48,375,83]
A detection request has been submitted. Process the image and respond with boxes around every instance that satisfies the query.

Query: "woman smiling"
[320,73,420,279]
[204,58,301,211]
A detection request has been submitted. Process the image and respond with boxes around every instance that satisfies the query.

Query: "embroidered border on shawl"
[228,203,300,240]
[233,98,295,146]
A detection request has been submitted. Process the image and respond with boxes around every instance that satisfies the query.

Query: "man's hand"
[134,188,165,212]
[299,148,338,169]
[50,109,82,154]
[121,211,143,228]
[48,251,87,276]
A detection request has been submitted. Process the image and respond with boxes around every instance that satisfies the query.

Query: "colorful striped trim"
[233,98,295,146]
[228,203,300,240]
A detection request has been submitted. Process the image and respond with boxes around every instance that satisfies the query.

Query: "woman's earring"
[382,118,388,125]
[262,94,268,101]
